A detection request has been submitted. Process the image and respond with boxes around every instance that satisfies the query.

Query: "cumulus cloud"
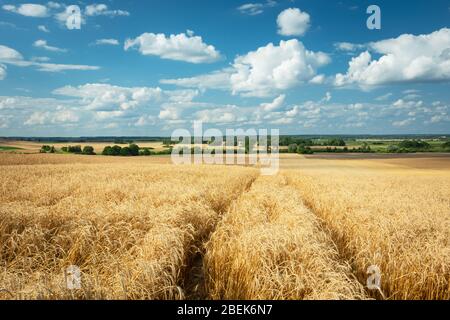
[237,1,276,16]
[161,39,329,97]
[260,94,285,111]
[124,31,222,64]
[33,40,67,52]
[53,84,165,111]
[230,39,330,97]
[24,110,79,126]
[277,8,310,36]
[195,106,244,124]
[335,28,450,87]
[2,3,49,17]
[94,39,120,46]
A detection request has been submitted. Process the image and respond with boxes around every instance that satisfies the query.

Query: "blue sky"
[0,0,449,136]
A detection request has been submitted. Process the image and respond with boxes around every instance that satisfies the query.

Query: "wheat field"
[0,153,449,300]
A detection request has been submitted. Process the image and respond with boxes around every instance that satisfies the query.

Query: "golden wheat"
[1,153,449,300]
[204,175,367,300]
[286,168,450,300]
[0,157,258,299]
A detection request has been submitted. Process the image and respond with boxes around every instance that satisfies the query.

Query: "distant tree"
[67,145,82,154]
[61,147,68,153]
[111,145,122,156]
[82,146,95,155]
[140,148,151,156]
[399,140,431,149]
[387,145,399,153]
[297,145,314,154]
[129,144,140,156]
[40,145,51,153]
[442,141,450,149]
[120,147,132,156]
[102,146,112,156]
[49,146,55,153]
[288,144,298,153]
[327,139,346,146]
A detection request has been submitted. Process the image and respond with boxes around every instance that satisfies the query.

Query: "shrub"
[326,139,346,146]
[40,145,51,153]
[82,146,95,155]
[140,148,151,156]
[111,145,122,156]
[67,145,82,154]
[102,146,112,156]
[387,145,399,153]
[129,144,140,156]
[297,146,314,154]
[120,147,132,156]
[398,140,431,150]
[288,144,298,153]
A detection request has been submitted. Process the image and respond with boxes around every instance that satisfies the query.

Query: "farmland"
[0,152,449,300]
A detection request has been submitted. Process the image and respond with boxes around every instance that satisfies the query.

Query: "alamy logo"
[367,5,381,30]
[171,121,280,175]
[66,5,81,30]
[65,265,81,290]
[366,265,381,290]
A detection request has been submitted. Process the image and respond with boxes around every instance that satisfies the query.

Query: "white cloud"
[392,118,415,127]
[0,115,11,128]
[33,39,67,52]
[277,8,310,36]
[2,4,49,17]
[195,106,244,124]
[25,109,80,126]
[0,44,98,74]
[31,56,51,62]
[94,39,120,46]
[335,28,450,87]
[124,31,222,64]
[36,63,100,72]
[135,115,156,127]
[47,2,61,10]
[38,25,50,33]
[334,42,365,52]
[161,39,330,97]
[309,74,326,84]
[95,110,125,120]
[0,64,6,80]
[53,83,165,111]
[375,92,393,101]
[230,39,330,97]
[52,109,80,123]
[260,94,285,111]
[237,1,276,16]
[0,45,25,63]
[85,4,129,17]
[160,69,232,90]
[25,111,50,125]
